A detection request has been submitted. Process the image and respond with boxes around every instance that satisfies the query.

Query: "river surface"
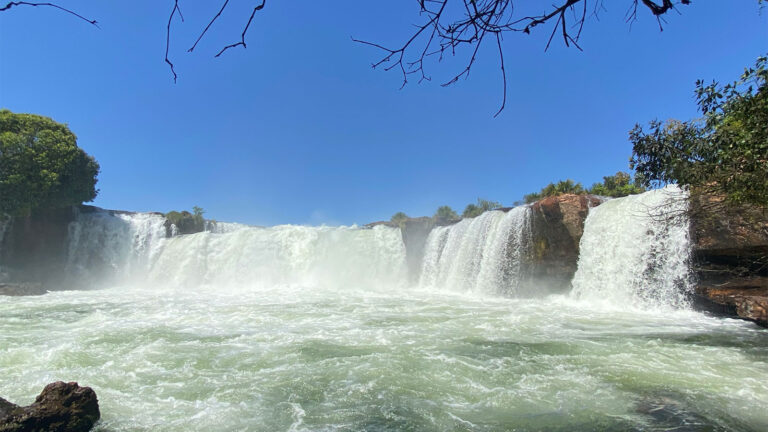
[2,286,768,431]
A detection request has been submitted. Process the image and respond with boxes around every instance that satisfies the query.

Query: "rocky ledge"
[0,382,100,432]
[0,283,46,297]
[524,194,603,293]
[690,192,768,327]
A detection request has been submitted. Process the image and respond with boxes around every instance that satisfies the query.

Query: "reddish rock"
[524,194,603,293]
[0,382,100,432]
[690,192,768,327]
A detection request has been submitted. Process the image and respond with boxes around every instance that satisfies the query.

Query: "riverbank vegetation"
[630,54,767,207]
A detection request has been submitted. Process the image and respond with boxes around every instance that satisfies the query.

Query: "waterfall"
[63,209,406,290]
[147,224,407,289]
[65,209,168,287]
[419,206,531,295]
[571,185,692,309]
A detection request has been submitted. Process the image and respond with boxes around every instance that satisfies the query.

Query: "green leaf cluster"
[587,171,646,198]
[523,179,584,203]
[390,211,409,227]
[0,109,99,216]
[462,198,502,218]
[630,54,768,206]
[165,207,205,234]
[433,205,459,224]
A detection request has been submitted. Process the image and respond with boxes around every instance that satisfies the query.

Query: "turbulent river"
[1,187,767,431]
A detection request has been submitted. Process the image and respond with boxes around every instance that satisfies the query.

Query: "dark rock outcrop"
[523,194,603,293]
[0,382,100,432]
[690,192,768,327]
[401,217,436,282]
[0,283,46,297]
[0,208,77,288]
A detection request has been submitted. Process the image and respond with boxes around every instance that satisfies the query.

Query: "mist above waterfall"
[64,209,407,290]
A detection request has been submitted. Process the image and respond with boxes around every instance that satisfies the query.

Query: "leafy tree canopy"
[523,179,584,203]
[587,171,646,198]
[433,205,459,223]
[0,109,99,216]
[630,54,768,206]
[462,198,502,218]
[390,211,409,226]
[165,207,206,234]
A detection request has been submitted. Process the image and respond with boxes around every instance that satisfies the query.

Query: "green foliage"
[462,198,502,218]
[0,109,100,216]
[390,211,409,226]
[165,207,206,234]
[433,205,459,223]
[630,54,768,206]
[523,179,584,203]
[587,171,646,198]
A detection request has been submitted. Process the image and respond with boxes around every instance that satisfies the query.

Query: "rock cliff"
[523,194,603,293]
[689,192,768,327]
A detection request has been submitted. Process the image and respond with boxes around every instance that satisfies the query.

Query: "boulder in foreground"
[0,382,100,432]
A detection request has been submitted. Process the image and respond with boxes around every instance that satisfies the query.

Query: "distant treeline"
[390,171,645,225]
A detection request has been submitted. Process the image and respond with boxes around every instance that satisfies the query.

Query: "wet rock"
[0,382,100,432]
[690,192,768,327]
[0,283,46,297]
[524,194,603,293]
[0,208,76,288]
[401,217,436,282]
[695,279,768,327]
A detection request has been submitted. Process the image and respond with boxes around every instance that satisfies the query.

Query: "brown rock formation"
[401,217,436,282]
[0,283,46,297]
[690,192,768,327]
[523,194,603,293]
[0,382,100,432]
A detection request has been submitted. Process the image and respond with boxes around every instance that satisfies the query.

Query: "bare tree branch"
[165,0,184,83]
[188,0,230,53]
[2,0,692,114]
[215,0,266,58]
[0,1,98,27]
[353,0,691,115]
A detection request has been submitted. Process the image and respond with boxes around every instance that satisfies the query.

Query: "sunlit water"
[2,286,767,431]
[1,189,768,431]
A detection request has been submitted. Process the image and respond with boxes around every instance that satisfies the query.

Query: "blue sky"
[1,1,766,225]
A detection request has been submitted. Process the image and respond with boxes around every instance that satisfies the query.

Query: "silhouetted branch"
[215,0,266,58]
[0,1,98,27]
[165,0,184,83]
[354,0,691,115]
[188,0,229,53]
[2,0,692,113]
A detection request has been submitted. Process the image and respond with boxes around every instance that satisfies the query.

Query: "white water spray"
[65,210,168,286]
[419,206,531,294]
[64,209,406,290]
[571,185,692,309]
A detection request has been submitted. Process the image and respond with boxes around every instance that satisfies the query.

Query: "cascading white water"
[65,210,168,286]
[571,185,692,309]
[148,224,407,289]
[419,206,530,295]
[64,209,407,290]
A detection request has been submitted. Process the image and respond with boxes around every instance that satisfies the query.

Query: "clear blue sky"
[1,1,766,225]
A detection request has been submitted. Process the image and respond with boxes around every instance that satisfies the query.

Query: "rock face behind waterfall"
[690,192,768,327]
[0,207,75,288]
[526,194,602,292]
[0,382,100,432]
